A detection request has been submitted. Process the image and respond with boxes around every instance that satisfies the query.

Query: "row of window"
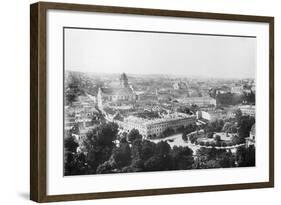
[124,118,196,137]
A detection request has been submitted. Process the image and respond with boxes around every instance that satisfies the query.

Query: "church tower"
[120,73,129,88]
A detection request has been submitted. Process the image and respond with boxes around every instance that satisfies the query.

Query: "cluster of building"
[65,72,256,149]
[65,95,100,140]
[178,96,216,107]
[196,105,255,122]
[207,80,255,99]
[173,81,188,90]
[95,73,204,138]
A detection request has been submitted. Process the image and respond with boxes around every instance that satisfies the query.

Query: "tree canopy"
[127,129,143,142]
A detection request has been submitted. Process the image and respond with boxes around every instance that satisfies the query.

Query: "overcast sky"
[64,28,256,79]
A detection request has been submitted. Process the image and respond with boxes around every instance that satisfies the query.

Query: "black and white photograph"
[63,27,256,176]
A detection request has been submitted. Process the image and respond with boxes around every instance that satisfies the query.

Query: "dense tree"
[195,147,235,169]
[126,139,157,172]
[65,73,85,105]
[121,165,137,173]
[144,156,164,171]
[131,139,143,160]
[214,135,221,142]
[182,133,188,141]
[155,141,171,157]
[182,124,197,141]
[219,151,235,168]
[84,144,113,174]
[79,122,119,173]
[96,122,119,146]
[176,106,192,115]
[241,91,255,104]
[176,125,185,133]
[183,123,197,135]
[141,141,173,171]
[91,111,105,125]
[207,132,214,139]
[170,146,194,170]
[112,142,131,168]
[237,116,255,139]
[96,158,116,174]
[65,116,255,175]
[119,136,128,144]
[204,120,224,133]
[234,109,243,122]
[188,134,198,144]
[162,127,175,137]
[190,104,199,113]
[121,131,128,139]
[130,158,145,171]
[231,135,245,145]
[64,152,88,175]
[236,145,255,167]
[64,135,79,153]
[140,140,156,161]
[222,122,236,133]
[216,93,242,106]
[65,92,77,105]
[225,124,238,133]
[135,111,160,119]
[127,129,142,142]
[205,160,221,168]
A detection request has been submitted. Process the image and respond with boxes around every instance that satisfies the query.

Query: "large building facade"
[117,113,196,138]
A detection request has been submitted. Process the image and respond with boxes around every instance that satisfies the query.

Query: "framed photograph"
[30,1,274,202]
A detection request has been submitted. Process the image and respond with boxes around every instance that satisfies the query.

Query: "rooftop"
[100,87,134,95]
[124,113,195,126]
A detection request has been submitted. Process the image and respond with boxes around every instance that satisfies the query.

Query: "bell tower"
[120,73,129,88]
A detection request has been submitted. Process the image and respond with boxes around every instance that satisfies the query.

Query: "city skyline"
[64,28,256,79]
[65,69,255,80]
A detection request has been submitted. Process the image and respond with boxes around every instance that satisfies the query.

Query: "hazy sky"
[64,28,256,79]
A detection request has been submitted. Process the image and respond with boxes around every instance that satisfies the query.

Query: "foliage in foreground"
[64,122,255,176]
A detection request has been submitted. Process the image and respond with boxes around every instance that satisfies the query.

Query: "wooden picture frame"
[30,1,274,202]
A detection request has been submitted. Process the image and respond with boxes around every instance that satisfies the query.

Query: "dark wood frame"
[30,1,274,203]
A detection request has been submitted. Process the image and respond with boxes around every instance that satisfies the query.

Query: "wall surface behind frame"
[0,0,279,204]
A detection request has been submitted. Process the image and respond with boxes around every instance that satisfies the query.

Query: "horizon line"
[65,69,255,80]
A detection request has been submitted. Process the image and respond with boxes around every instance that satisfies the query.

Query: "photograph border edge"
[30,1,274,203]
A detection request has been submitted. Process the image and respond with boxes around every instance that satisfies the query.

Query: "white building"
[117,113,196,138]
[196,111,211,121]
[231,85,244,94]
[238,105,255,117]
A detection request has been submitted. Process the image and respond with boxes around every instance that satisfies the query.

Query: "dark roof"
[100,87,115,95]
[120,73,128,81]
